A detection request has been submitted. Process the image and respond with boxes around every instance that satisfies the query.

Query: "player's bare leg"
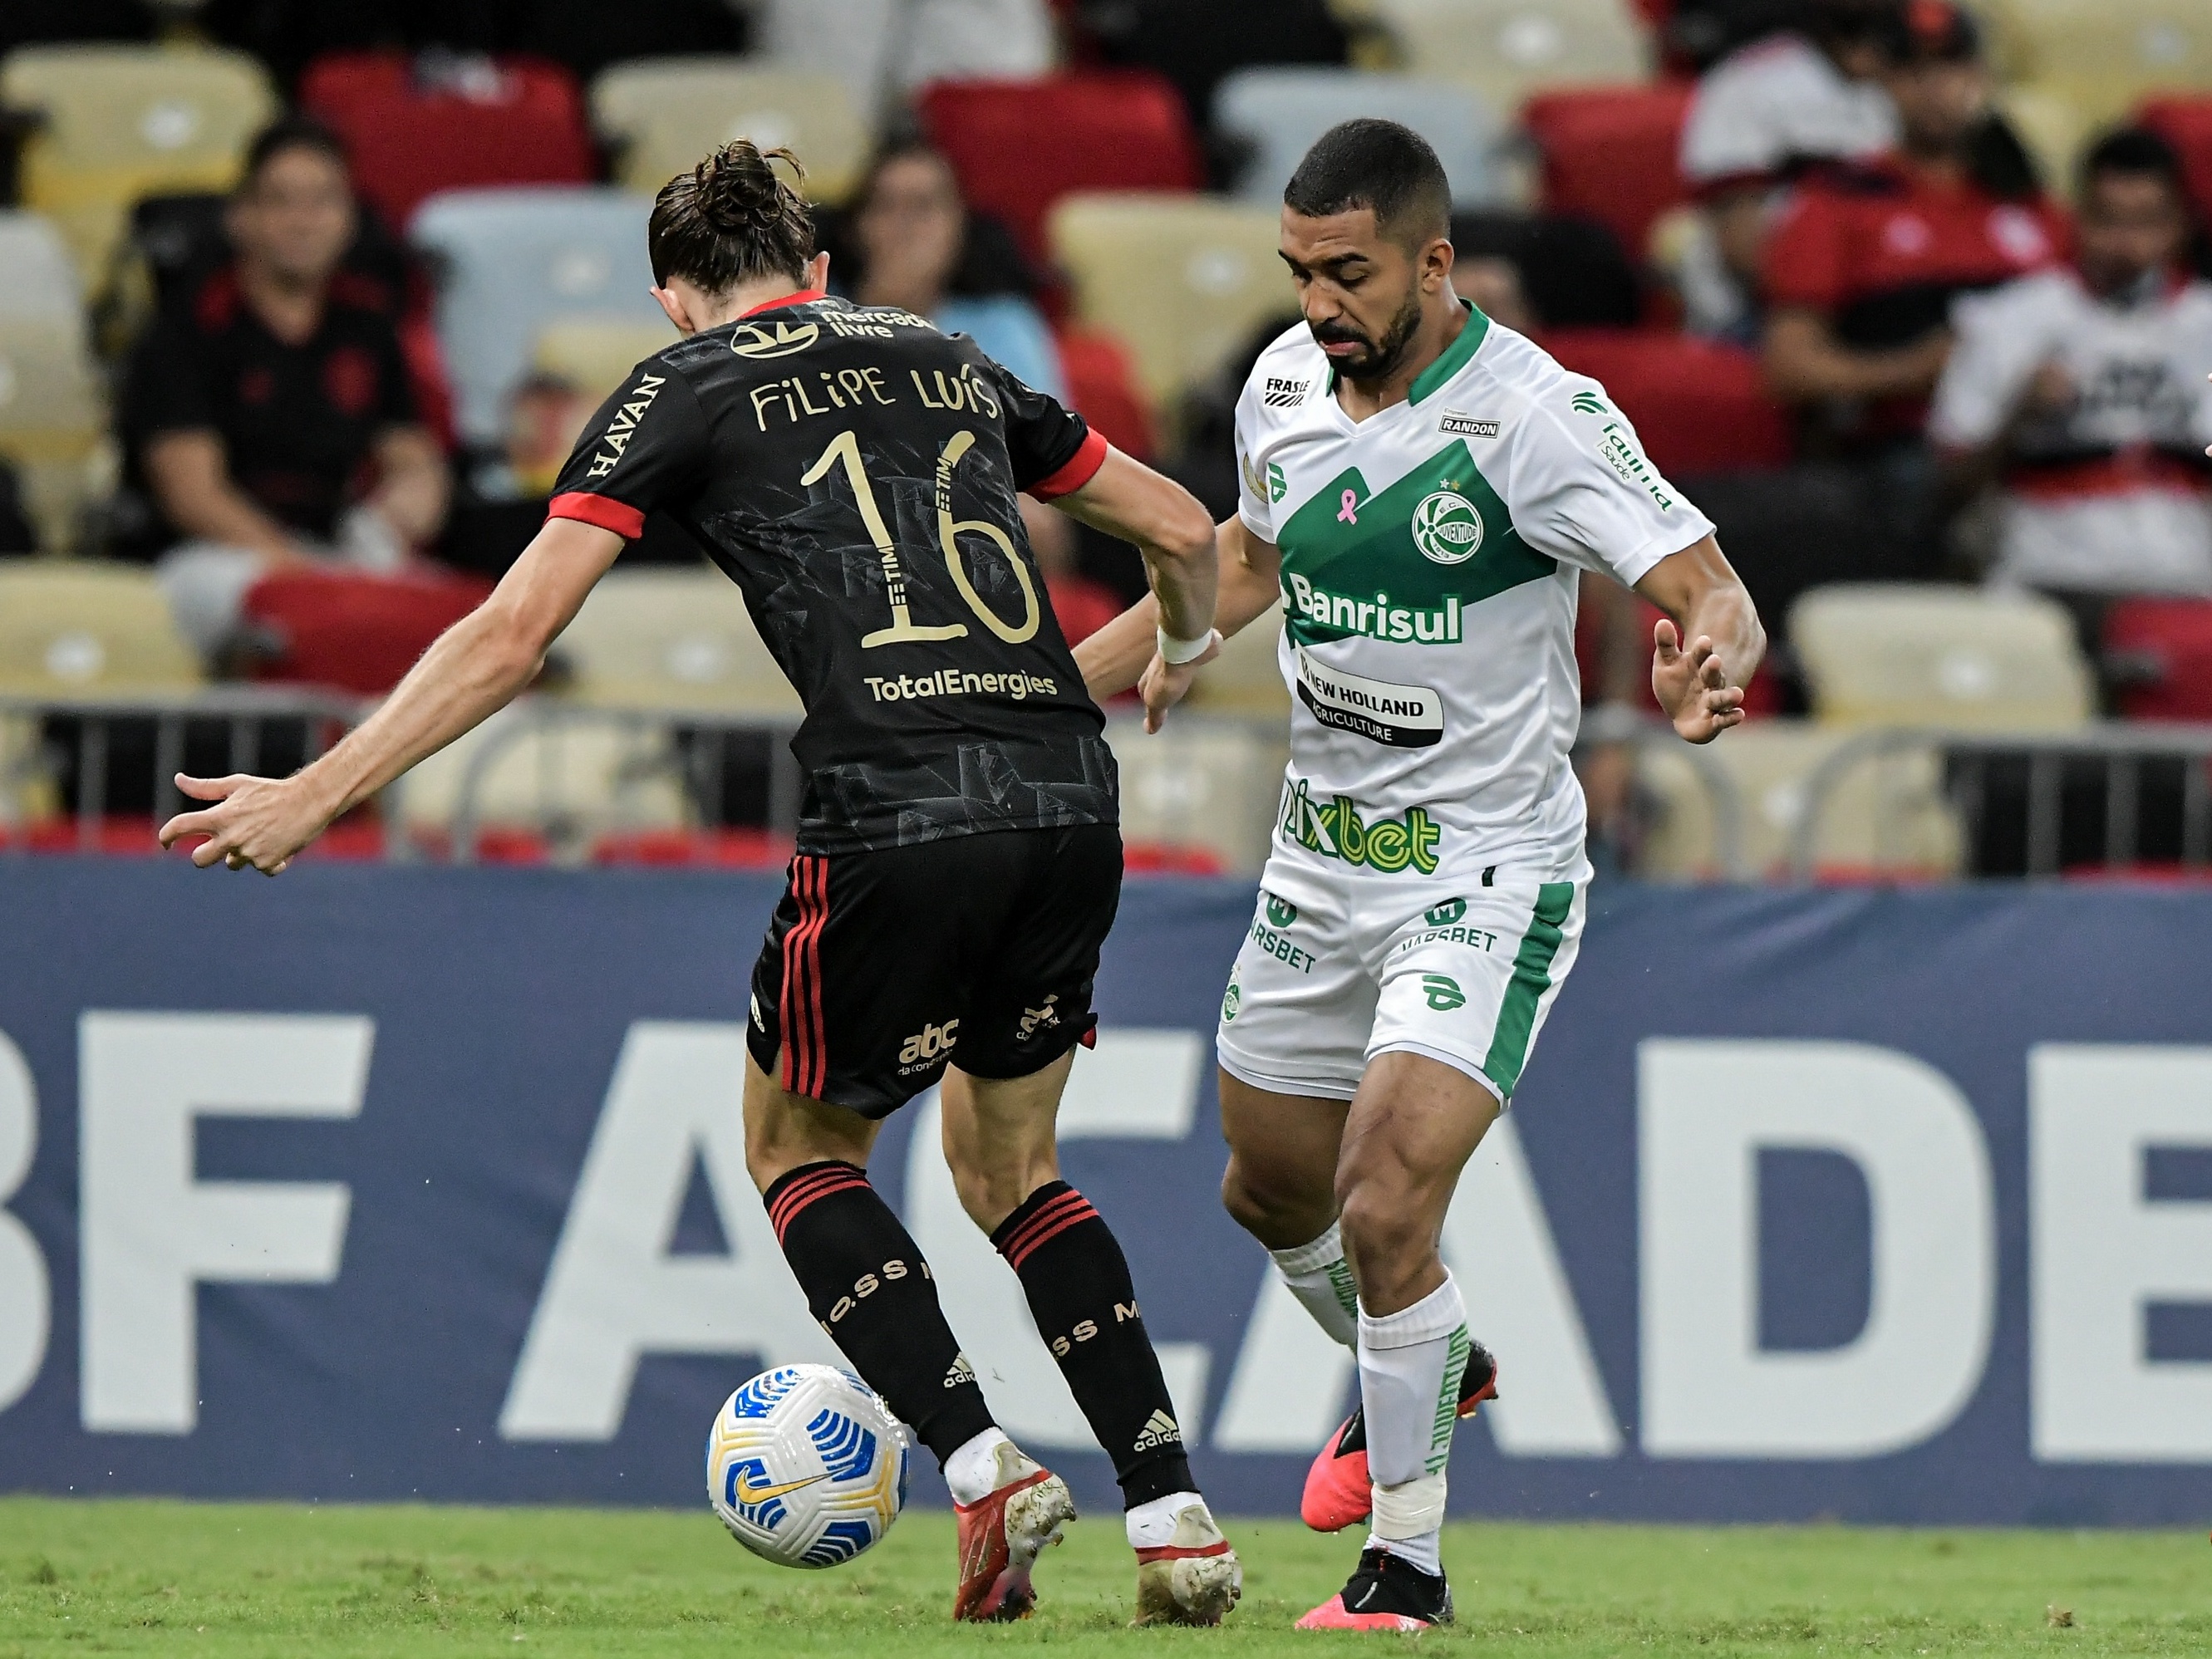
[743,1054,1072,1622]
[1219,1070,1500,1534]
[941,1057,1241,1627]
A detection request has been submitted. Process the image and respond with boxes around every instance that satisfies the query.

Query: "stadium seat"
[243,568,495,697]
[552,569,803,719]
[0,562,200,695]
[301,52,597,233]
[918,73,1204,267]
[1520,83,1694,266]
[1791,585,2094,731]
[1186,601,1292,718]
[1998,83,2096,200]
[0,258,103,552]
[591,59,873,205]
[0,43,277,282]
[409,187,664,449]
[391,699,690,859]
[2137,96,2212,235]
[1052,326,1157,459]
[1982,0,2212,125]
[2103,597,2212,722]
[1214,66,1507,208]
[1634,719,1962,879]
[533,318,682,404]
[1359,0,1653,114]
[1049,194,1289,420]
[1541,330,1792,475]
[1105,714,1290,873]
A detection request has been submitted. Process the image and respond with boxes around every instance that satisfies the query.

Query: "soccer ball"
[706,1364,910,1568]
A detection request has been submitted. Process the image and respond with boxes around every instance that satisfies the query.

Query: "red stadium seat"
[2136,98,2212,239]
[1521,84,1694,265]
[1054,326,1156,459]
[301,52,596,232]
[591,827,796,870]
[1541,328,1793,475]
[243,567,494,697]
[918,73,1202,267]
[2104,597,2212,721]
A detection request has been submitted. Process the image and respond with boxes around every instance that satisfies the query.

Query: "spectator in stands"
[1761,2,2062,457]
[1931,130,2212,600]
[756,0,1054,114]
[121,117,450,660]
[1675,0,1903,339]
[844,140,1069,400]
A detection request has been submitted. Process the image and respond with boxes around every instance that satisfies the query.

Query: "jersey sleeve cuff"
[1613,516,1718,588]
[1237,504,1275,543]
[548,492,646,540]
[1026,427,1109,500]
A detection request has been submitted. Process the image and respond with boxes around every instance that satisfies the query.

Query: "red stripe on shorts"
[779,856,831,1097]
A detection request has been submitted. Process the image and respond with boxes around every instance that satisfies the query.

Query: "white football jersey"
[1234,310,1714,885]
[1930,268,2212,595]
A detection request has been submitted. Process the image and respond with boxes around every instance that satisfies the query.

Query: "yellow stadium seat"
[1634,720,1962,880]
[0,44,277,283]
[1790,584,2093,732]
[552,568,802,719]
[1983,0,2212,125]
[1050,194,1290,420]
[0,209,100,550]
[391,701,690,852]
[1186,601,1292,718]
[533,318,681,403]
[0,562,201,695]
[1106,714,1290,873]
[1998,82,2096,196]
[591,59,873,205]
[1359,0,1651,112]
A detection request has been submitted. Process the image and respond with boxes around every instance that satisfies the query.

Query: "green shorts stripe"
[1480,881,1576,1097]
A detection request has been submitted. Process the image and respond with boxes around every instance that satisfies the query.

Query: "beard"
[1308,284,1426,383]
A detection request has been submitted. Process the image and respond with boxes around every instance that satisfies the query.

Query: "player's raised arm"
[157,518,625,872]
[1072,514,1283,729]
[1634,533,1767,744]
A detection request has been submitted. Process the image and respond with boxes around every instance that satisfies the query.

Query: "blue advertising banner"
[0,861,2208,1524]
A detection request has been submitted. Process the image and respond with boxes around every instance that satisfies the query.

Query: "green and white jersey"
[1235,307,1713,884]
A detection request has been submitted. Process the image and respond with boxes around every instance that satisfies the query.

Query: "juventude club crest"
[1410,488,1483,565]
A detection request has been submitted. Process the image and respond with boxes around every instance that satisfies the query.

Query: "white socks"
[1358,1273,1471,1579]
[1124,1490,1208,1549]
[1269,1219,1360,1348]
[942,1427,1018,1506]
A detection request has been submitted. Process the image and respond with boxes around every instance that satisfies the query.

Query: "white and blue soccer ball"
[706,1364,911,1568]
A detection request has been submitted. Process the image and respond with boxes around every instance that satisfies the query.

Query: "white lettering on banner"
[0,1031,48,1413]
[903,1031,1211,1448]
[500,1023,835,1441]
[1639,1039,1994,1458]
[1445,1117,1621,1455]
[79,1013,371,1434]
[2029,1045,2212,1461]
[1212,1115,1620,1454]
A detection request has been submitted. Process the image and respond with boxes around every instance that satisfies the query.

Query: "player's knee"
[1221,1153,1331,1244]
[1335,1176,1427,1276]
[946,1151,1035,1234]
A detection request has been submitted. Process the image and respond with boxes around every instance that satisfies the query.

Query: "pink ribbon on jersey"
[1336,489,1359,524]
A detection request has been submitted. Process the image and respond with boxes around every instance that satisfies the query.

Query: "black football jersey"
[548,292,1118,856]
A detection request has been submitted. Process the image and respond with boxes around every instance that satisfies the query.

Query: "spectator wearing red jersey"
[121,118,450,660]
[1762,1,2062,454]
[1932,130,2212,601]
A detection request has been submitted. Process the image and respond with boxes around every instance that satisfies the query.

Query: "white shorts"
[1215,864,1588,1105]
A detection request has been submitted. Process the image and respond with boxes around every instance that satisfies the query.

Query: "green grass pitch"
[1,1498,2205,1656]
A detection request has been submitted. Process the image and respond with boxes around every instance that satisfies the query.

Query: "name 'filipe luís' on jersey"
[547,290,1116,856]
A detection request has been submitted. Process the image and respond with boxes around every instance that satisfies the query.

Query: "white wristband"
[1157,626,1217,666]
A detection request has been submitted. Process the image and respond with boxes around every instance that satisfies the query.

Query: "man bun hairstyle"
[1283,119,1452,250]
[649,140,816,293]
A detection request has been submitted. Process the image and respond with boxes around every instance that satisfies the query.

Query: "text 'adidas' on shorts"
[747,823,1120,1118]
[1215,866,1587,1104]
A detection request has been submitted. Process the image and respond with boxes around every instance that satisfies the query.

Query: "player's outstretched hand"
[1136,631,1222,734]
[1651,616,1745,744]
[158,773,333,875]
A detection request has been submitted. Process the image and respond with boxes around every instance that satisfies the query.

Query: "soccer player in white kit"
[1079,120,1766,1630]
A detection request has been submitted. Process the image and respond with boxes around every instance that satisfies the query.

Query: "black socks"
[764,1161,995,1465]
[990,1180,1196,1508]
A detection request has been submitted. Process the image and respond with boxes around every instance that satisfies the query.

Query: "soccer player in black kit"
[159,142,1241,1626]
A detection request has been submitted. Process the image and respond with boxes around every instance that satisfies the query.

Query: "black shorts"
[747,823,1123,1118]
